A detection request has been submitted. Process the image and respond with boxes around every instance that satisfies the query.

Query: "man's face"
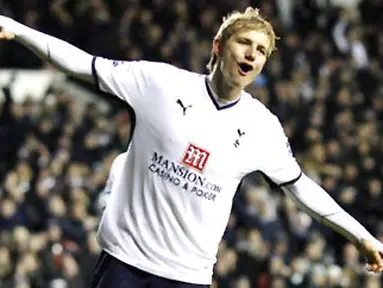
[217,29,270,89]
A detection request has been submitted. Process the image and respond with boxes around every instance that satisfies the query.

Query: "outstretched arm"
[282,173,383,272]
[0,15,93,82]
[260,114,383,272]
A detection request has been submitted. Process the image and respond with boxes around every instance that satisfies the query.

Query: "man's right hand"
[0,16,17,40]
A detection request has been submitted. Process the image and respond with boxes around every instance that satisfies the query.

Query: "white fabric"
[98,152,127,211]
[351,41,369,69]
[330,0,362,8]
[275,0,294,29]
[0,16,93,82]
[282,173,379,248]
[94,58,301,284]
[332,19,350,54]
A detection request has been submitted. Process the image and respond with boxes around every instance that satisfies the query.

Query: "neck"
[208,66,242,102]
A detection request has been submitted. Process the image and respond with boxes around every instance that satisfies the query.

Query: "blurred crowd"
[0,0,383,287]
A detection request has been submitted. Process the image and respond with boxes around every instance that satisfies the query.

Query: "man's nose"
[245,54,255,62]
[244,49,255,62]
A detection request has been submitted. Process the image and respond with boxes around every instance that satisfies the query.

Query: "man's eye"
[238,39,248,45]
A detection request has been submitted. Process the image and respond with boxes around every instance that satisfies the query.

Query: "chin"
[234,79,251,89]
[227,74,246,89]
[243,80,253,88]
[229,80,243,89]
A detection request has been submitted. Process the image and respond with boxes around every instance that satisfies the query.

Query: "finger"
[367,262,378,270]
[6,32,15,39]
[366,251,383,264]
[373,251,383,266]
[5,31,15,39]
[0,31,15,39]
[378,262,383,271]
[368,263,383,273]
[366,264,380,273]
[372,267,383,273]
[367,264,376,271]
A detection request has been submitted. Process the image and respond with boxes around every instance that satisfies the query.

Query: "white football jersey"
[98,152,127,211]
[93,59,301,285]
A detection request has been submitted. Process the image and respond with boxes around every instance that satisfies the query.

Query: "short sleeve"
[91,57,175,111]
[259,115,302,186]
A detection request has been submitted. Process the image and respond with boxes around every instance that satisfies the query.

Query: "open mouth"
[238,63,253,75]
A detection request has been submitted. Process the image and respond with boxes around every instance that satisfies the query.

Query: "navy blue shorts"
[89,250,210,288]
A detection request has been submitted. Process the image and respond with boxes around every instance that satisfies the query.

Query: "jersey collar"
[205,77,241,110]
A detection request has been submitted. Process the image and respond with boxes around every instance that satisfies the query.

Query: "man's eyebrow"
[237,37,252,44]
[237,37,268,51]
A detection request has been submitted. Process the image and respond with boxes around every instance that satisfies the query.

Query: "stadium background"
[0,0,382,287]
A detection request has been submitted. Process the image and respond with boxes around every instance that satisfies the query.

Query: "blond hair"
[207,7,278,73]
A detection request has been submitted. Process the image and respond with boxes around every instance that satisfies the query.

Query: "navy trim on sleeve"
[277,171,303,188]
[92,56,100,89]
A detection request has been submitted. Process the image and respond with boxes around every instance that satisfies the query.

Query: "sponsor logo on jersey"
[176,99,192,115]
[148,152,221,201]
[182,143,210,172]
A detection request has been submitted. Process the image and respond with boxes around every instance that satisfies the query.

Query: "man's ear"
[212,38,221,56]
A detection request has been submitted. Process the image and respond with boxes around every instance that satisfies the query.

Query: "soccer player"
[1,7,383,288]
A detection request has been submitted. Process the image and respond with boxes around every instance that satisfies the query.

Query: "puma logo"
[176,99,192,115]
